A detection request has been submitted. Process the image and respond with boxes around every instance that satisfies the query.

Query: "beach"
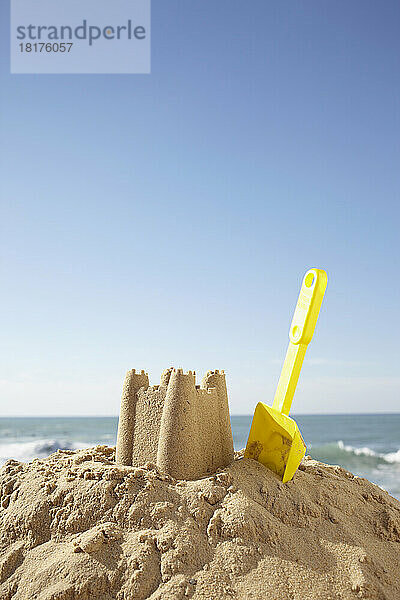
[1,444,399,599]
[1,415,400,598]
[2,0,399,597]
[1,415,399,499]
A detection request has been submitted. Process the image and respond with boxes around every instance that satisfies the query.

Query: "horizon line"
[0,412,399,418]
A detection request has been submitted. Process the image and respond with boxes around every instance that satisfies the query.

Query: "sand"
[1,447,399,600]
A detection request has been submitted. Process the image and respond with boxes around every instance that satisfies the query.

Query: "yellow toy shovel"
[245,268,328,482]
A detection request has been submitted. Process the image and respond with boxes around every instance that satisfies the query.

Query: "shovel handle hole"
[304,273,314,288]
[292,325,300,339]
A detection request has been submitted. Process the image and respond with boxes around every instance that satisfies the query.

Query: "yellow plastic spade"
[245,268,328,482]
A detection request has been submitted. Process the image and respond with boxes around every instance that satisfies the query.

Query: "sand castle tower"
[115,368,234,479]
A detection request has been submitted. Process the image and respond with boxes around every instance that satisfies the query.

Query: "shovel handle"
[272,268,327,416]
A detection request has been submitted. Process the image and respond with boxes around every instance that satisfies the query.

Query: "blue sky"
[0,0,399,416]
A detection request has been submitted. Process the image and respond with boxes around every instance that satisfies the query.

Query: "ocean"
[0,414,399,500]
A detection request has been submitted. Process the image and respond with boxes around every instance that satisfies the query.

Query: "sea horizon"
[1,412,399,418]
[1,414,399,500]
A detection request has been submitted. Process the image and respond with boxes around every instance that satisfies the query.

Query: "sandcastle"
[115,367,234,479]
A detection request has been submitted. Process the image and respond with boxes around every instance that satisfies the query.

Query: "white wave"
[384,449,400,464]
[337,440,400,464]
[338,440,378,457]
[0,438,86,466]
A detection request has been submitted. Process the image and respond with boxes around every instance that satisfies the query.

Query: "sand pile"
[1,447,399,600]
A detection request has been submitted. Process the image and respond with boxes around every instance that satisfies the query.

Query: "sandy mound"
[0,447,399,600]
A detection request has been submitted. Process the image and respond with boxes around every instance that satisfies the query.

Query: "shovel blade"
[244,402,306,482]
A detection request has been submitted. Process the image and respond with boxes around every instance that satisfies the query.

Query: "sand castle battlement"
[115,367,234,479]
